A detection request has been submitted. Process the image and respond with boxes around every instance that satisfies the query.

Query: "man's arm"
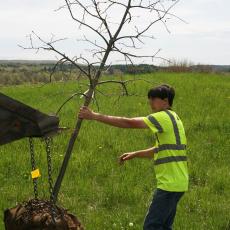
[119,147,156,164]
[78,106,148,129]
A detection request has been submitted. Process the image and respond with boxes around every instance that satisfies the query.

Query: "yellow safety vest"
[143,109,189,192]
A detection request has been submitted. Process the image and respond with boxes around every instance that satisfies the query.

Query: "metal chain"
[29,137,38,199]
[44,136,57,223]
[45,137,54,201]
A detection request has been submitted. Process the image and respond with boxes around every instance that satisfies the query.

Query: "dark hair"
[148,84,175,106]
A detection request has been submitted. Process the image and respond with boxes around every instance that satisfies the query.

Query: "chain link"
[29,136,56,223]
[29,137,38,199]
[44,136,57,223]
[44,137,54,201]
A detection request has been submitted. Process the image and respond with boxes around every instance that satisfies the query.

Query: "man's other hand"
[119,152,136,165]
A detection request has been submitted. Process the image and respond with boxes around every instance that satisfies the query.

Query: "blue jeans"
[143,188,184,230]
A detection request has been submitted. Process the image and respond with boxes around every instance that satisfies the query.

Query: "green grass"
[0,72,229,229]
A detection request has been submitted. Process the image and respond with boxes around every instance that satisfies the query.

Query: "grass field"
[0,72,229,229]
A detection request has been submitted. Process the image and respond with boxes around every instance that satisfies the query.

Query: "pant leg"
[143,189,164,230]
[143,189,184,230]
[163,192,184,230]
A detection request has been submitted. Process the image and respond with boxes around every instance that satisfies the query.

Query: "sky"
[0,0,229,65]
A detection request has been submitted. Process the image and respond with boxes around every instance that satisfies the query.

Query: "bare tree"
[20,0,184,203]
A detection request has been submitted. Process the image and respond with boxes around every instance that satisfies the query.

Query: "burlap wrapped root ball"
[4,199,84,230]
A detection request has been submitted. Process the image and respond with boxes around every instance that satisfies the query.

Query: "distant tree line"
[0,62,229,86]
[0,63,79,85]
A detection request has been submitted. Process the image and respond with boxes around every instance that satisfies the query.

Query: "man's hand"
[78,106,148,129]
[78,106,96,120]
[119,152,136,165]
[119,147,155,165]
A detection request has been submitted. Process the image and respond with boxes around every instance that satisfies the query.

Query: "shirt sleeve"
[142,113,164,134]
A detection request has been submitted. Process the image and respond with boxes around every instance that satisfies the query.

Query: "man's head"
[148,84,175,112]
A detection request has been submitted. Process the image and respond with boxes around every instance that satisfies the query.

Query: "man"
[78,84,189,230]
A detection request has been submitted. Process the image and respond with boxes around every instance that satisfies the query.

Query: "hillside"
[0,72,229,229]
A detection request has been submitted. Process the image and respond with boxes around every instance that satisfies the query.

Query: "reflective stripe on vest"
[154,144,186,153]
[147,115,163,133]
[164,110,181,145]
[154,110,187,165]
[155,156,187,166]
